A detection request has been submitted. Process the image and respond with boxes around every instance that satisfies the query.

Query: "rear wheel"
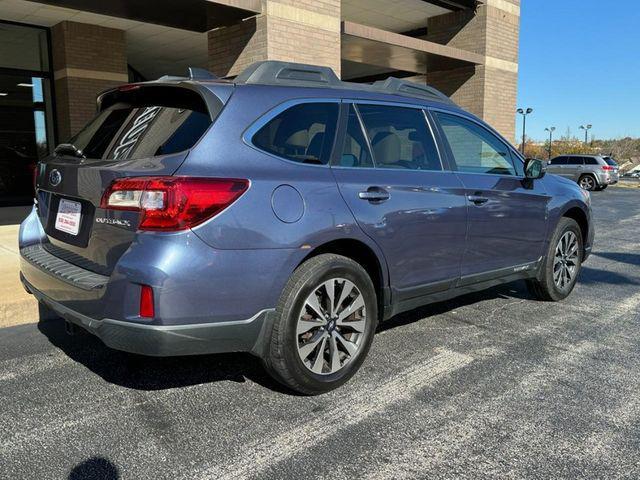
[578,174,597,191]
[527,217,583,301]
[263,254,377,395]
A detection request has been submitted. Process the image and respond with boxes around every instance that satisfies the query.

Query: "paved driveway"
[1,187,639,479]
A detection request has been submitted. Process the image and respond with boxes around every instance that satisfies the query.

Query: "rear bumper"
[22,273,273,357]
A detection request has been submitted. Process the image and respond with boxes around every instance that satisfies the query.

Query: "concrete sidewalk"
[0,225,38,328]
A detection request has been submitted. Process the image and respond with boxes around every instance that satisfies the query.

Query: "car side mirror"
[524,158,546,180]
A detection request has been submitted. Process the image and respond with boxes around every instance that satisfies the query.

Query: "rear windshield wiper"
[54,143,86,159]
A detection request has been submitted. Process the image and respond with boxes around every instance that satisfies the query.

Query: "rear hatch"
[35,82,228,275]
[603,156,619,178]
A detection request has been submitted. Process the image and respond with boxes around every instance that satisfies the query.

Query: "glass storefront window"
[0,22,53,207]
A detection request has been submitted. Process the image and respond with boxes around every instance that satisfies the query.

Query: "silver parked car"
[547,154,619,191]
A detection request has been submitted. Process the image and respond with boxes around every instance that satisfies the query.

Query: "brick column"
[425,0,521,140]
[51,21,128,141]
[208,0,341,78]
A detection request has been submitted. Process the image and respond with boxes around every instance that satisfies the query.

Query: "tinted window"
[357,104,441,171]
[584,157,599,165]
[550,157,567,165]
[71,88,214,160]
[435,112,515,175]
[252,103,338,165]
[603,157,618,166]
[567,157,584,165]
[339,105,373,168]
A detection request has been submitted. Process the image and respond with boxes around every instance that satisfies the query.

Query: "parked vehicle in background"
[547,154,619,191]
[19,61,594,394]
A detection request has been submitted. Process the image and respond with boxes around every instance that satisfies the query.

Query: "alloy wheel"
[579,176,595,190]
[296,277,367,375]
[553,231,580,290]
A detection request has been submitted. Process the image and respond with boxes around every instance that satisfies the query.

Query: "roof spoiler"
[155,67,219,82]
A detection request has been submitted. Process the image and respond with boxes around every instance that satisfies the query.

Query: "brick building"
[0,0,520,207]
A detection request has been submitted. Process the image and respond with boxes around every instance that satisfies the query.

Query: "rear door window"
[356,104,441,171]
[584,157,599,165]
[71,87,216,160]
[339,104,374,168]
[252,102,339,165]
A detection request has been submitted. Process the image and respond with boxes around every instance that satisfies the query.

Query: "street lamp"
[579,124,592,144]
[544,126,556,160]
[517,107,533,154]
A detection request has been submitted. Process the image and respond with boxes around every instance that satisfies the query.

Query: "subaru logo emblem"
[49,169,62,187]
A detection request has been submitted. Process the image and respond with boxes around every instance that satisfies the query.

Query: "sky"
[516,0,640,141]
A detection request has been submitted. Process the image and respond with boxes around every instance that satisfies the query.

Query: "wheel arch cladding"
[562,206,589,256]
[298,239,387,317]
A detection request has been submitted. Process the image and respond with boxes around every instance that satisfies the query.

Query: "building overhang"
[341,21,483,78]
[34,0,262,32]
[420,0,478,11]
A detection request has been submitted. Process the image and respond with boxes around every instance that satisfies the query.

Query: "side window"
[252,103,338,165]
[339,104,374,168]
[550,157,567,165]
[567,157,584,165]
[357,104,441,171]
[584,157,599,165]
[434,112,516,176]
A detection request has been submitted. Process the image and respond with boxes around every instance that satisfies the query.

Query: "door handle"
[467,194,489,206]
[358,187,390,202]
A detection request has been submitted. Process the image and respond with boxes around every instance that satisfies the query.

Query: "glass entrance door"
[0,21,54,207]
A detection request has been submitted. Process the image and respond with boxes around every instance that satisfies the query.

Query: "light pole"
[579,124,592,144]
[544,126,556,160]
[517,107,533,155]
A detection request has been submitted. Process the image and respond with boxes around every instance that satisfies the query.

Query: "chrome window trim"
[242,97,342,168]
[429,107,525,179]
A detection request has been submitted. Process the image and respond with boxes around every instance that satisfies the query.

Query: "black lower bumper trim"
[23,276,274,357]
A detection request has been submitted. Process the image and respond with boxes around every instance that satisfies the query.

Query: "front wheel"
[527,217,583,301]
[263,254,378,395]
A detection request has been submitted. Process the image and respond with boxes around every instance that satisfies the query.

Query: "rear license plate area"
[45,194,95,247]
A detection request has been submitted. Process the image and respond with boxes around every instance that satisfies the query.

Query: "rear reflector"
[140,285,154,318]
[101,176,249,231]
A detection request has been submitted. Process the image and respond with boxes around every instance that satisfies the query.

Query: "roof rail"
[233,61,455,105]
[371,77,454,104]
[235,61,341,88]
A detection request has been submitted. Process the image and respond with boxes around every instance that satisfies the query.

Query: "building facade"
[0,0,520,207]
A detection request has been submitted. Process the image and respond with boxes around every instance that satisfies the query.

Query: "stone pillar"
[51,21,128,141]
[208,0,341,78]
[425,0,521,140]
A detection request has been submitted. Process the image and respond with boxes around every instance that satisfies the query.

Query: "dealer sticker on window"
[55,199,81,236]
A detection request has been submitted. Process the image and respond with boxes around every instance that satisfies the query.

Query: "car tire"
[527,217,583,302]
[598,185,608,191]
[262,254,378,395]
[578,174,597,191]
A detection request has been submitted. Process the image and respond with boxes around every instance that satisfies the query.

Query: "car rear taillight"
[601,165,615,171]
[101,176,249,231]
[140,285,154,318]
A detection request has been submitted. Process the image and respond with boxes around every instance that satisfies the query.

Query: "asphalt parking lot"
[1,187,639,479]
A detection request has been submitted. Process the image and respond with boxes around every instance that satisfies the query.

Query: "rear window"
[70,87,217,160]
[252,102,339,165]
[549,157,567,165]
[603,157,618,166]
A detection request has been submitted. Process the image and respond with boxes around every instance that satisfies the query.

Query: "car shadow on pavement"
[593,251,640,267]
[37,319,291,394]
[68,457,119,480]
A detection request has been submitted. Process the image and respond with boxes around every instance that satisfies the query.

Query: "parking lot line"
[194,349,474,480]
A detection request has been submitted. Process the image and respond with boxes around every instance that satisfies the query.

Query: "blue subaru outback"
[19,61,593,394]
